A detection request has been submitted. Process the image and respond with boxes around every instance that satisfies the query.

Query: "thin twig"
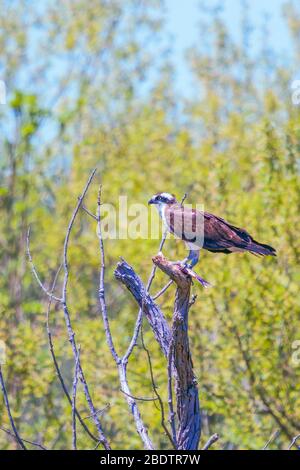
[140,324,177,449]
[202,433,219,450]
[0,426,46,450]
[120,389,158,402]
[145,228,168,289]
[288,434,300,450]
[26,228,62,303]
[62,169,97,304]
[72,346,81,450]
[96,186,120,364]
[262,429,280,450]
[123,307,143,362]
[82,404,111,421]
[181,193,188,205]
[152,280,173,300]
[0,366,26,450]
[93,440,102,450]
[81,203,98,221]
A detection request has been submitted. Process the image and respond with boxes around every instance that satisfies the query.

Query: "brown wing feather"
[164,204,276,256]
[203,212,251,252]
[165,205,253,252]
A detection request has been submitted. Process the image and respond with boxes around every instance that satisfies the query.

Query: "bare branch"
[123,305,143,363]
[81,203,98,221]
[82,404,110,421]
[120,389,158,402]
[262,429,280,450]
[0,366,26,450]
[202,433,219,450]
[62,168,97,304]
[26,227,62,303]
[96,186,120,364]
[180,193,188,205]
[0,426,46,450]
[117,360,154,449]
[140,325,176,449]
[72,346,81,450]
[144,228,168,292]
[152,280,173,300]
[288,434,300,450]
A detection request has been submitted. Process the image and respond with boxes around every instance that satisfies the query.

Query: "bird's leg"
[186,249,199,268]
[172,250,199,268]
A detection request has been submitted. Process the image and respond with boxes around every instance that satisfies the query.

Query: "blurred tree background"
[0,0,299,450]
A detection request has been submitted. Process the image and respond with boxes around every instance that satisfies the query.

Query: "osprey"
[148,192,276,268]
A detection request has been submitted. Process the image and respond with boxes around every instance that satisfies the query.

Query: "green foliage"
[0,0,299,450]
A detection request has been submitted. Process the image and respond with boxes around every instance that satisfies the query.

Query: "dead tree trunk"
[152,254,201,450]
[115,254,201,450]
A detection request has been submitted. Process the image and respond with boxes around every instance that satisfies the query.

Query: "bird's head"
[148,192,177,206]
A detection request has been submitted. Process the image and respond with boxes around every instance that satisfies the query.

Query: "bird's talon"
[171,260,189,268]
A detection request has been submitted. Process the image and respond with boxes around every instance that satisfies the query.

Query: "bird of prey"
[148,192,276,268]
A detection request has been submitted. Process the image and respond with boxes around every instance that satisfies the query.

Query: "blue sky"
[165,0,293,90]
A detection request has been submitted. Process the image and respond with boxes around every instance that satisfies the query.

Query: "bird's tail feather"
[247,240,276,257]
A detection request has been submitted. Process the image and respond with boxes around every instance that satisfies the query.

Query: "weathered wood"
[152,254,201,450]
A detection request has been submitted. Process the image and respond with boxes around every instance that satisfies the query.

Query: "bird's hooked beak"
[148,197,156,205]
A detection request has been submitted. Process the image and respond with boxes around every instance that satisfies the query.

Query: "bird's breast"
[158,203,169,228]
